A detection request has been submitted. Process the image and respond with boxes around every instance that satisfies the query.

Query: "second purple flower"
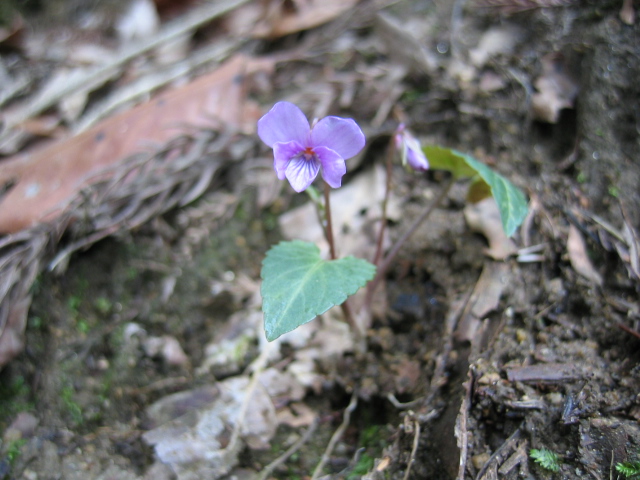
[257,102,365,192]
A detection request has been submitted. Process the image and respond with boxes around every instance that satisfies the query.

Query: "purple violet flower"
[395,124,429,172]
[257,102,365,192]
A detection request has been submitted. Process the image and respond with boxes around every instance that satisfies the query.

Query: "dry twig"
[403,414,421,480]
[311,390,359,480]
[456,368,475,480]
[258,419,319,480]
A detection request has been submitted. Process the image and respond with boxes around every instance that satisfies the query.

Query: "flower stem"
[323,181,338,261]
[373,137,395,266]
[323,181,360,337]
[365,176,454,304]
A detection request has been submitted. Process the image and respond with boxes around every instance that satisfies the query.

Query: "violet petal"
[257,102,310,148]
[315,146,346,188]
[273,141,304,180]
[285,155,321,192]
[405,137,429,171]
[310,116,365,160]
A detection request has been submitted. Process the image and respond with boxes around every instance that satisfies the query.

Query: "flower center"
[297,146,317,162]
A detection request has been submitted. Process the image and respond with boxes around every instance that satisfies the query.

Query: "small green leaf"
[261,241,376,341]
[423,145,477,179]
[463,155,528,237]
[530,448,561,472]
[424,145,528,237]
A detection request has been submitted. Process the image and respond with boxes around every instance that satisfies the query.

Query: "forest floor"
[0,0,639,479]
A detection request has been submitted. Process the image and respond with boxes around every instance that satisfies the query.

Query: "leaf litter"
[0,0,639,479]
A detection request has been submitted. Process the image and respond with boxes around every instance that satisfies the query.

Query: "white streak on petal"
[273,141,304,180]
[285,155,320,192]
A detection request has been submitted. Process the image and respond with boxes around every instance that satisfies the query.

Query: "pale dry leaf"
[620,0,635,25]
[232,0,359,39]
[116,0,160,41]
[143,376,277,479]
[622,219,639,280]
[464,197,517,260]
[470,26,521,67]
[258,367,306,403]
[470,262,510,320]
[455,263,510,343]
[567,224,603,286]
[279,165,397,259]
[531,53,579,123]
[143,335,190,366]
[276,402,317,428]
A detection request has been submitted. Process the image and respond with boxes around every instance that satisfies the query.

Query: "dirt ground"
[0,0,639,479]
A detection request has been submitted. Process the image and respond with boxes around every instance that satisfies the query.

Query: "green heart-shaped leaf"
[423,145,528,237]
[261,240,376,341]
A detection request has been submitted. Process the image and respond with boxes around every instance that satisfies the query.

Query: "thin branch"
[323,181,338,260]
[323,181,360,337]
[403,415,421,480]
[373,137,395,266]
[258,418,319,480]
[456,368,475,480]
[311,390,359,480]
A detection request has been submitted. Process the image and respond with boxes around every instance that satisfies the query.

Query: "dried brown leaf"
[0,54,270,234]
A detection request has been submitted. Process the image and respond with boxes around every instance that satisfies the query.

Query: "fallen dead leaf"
[0,54,271,234]
[469,26,521,68]
[620,0,635,25]
[276,402,317,428]
[143,376,278,479]
[464,197,517,260]
[455,262,509,344]
[116,0,160,42]
[531,53,579,123]
[230,0,359,39]
[567,224,603,286]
